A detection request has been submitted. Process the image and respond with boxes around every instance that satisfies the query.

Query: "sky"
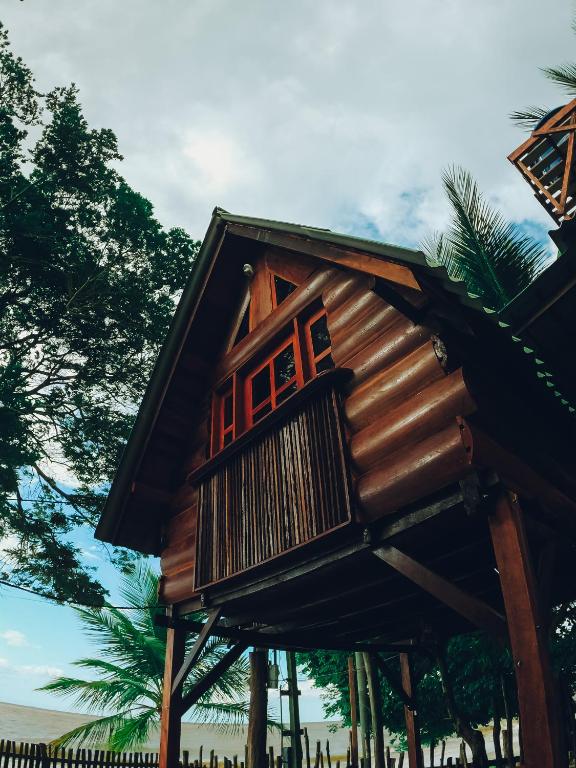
[1,0,575,726]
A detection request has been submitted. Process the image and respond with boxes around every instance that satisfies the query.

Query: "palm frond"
[39,675,154,712]
[51,712,136,749]
[107,708,159,752]
[543,64,576,96]
[509,106,551,130]
[424,167,549,310]
[189,700,251,732]
[40,558,249,750]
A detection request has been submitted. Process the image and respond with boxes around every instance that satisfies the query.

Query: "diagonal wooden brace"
[171,608,222,695]
[180,641,248,715]
[373,653,415,711]
[372,544,507,638]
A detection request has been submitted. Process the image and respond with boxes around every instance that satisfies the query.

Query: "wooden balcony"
[191,369,353,589]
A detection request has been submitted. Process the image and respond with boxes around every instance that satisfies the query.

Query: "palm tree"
[511,19,576,129]
[39,560,250,751]
[423,167,550,310]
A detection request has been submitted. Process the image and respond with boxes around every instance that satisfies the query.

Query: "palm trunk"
[436,649,489,768]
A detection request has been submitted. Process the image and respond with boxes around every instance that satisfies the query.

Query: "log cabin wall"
[159,244,480,605]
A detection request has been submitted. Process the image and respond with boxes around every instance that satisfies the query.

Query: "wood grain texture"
[194,384,352,588]
[400,654,424,768]
[356,420,473,523]
[489,491,566,768]
[350,369,476,473]
[344,341,446,432]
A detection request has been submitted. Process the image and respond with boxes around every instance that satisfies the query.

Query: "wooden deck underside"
[174,484,576,651]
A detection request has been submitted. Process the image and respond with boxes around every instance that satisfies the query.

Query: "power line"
[0,578,154,611]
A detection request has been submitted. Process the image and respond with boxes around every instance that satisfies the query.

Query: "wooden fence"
[0,738,521,768]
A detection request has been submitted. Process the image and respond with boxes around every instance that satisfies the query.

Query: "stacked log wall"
[321,271,476,524]
[159,257,478,604]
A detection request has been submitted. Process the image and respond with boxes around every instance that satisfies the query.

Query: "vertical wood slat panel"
[195,384,351,588]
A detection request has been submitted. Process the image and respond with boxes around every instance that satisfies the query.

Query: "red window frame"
[245,330,305,428]
[211,380,235,454]
[210,308,332,456]
[304,308,333,376]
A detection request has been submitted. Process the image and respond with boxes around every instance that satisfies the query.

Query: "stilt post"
[247,647,268,768]
[348,656,359,767]
[400,653,424,768]
[159,607,186,768]
[364,652,385,768]
[285,651,303,768]
[355,652,371,765]
[489,490,566,768]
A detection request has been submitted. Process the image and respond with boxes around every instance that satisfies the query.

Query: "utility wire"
[0,578,154,611]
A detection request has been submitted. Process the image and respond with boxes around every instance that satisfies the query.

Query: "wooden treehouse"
[97,208,576,768]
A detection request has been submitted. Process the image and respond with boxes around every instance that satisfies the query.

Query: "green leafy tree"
[40,561,249,750]
[423,167,549,311]
[0,22,199,603]
[299,636,518,763]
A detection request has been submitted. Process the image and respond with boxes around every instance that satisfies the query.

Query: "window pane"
[276,381,298,404]
[315,352,334,373]
[274,275,297,305]
[274,343,296,388]
[251,366,271,409]
[253,401,272,423]
[223,393,233,428]
[310,313,331,358]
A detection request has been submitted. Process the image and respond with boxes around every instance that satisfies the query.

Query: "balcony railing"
[191,369,353,589]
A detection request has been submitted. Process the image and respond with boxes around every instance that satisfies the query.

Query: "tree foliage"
[510,18,576,129]
[40,561,249,750]
[0,22,199,603]
[423,167,549,311]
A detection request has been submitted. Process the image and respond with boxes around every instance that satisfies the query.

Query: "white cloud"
[0,1,572,247]
[19,664,64,677]
[0,658,63,677]
[0,629,29,647]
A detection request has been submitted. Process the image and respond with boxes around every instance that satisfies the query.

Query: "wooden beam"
[489,491,566,768]
[180,641,248,716]
[155,614,416,654]
[159,608,186,768]
[196,538,369,607]
[470,425,576,541]
[171,608,222,694]
[374,654,415,710]
[372,545,507,637]
[400,653,424,768]
[226,222,423,291]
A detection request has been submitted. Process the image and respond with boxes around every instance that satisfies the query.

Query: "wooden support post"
[285,651,303,768]
[364,652,385,768]
[348,656,359,767]
[399,654,423,768]
[489,490,566,768]
[247,648,268,768]
[159,608,186,768]
[355,652,371,766]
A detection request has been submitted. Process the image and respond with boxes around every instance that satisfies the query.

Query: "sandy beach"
[0,701,518,763]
